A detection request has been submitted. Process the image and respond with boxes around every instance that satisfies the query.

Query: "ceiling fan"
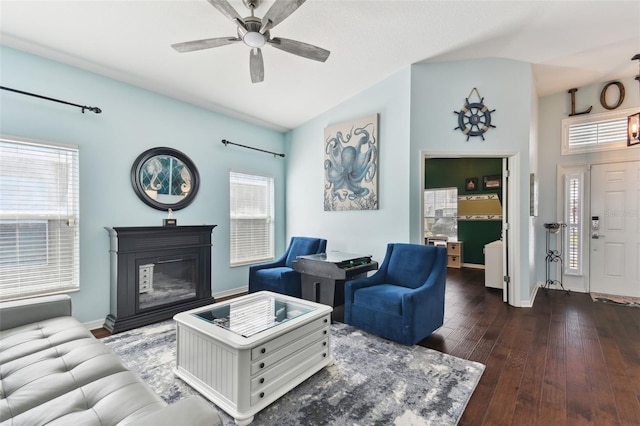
[172,0,330,83]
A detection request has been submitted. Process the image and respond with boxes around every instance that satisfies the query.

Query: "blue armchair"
[248,237,327,298]
[344,243,447,345]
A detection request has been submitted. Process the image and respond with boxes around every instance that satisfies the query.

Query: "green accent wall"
[425,158,502,265]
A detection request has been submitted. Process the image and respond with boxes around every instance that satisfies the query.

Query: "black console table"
[292,251,378,319]
[104,225,217,333]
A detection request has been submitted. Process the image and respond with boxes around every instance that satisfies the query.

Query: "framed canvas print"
[324,113,379,211]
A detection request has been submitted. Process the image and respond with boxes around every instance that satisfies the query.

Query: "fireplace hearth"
[104,225,216,333]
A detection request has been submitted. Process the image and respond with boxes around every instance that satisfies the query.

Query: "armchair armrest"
[127,396,222,426]
[345,272,383,295]
[403,272,443,306]
[0,294,72,331]
[401,262,447,326]
[344,269,386,324]
[248,251,288,274]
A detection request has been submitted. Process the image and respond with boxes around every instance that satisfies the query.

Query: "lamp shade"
[628,112,640,146]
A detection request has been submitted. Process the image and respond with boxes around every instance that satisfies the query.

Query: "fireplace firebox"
[104,225,217,333]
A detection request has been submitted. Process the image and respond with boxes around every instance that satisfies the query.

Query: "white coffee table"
[173,291,333,425]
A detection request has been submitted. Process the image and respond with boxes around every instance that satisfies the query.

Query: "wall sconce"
[629,112,640,146]
[629,53,640,146]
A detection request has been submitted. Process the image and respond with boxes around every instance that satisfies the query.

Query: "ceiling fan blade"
[250,48,264,83]
[205,0,243,23]
[172,37,240,53]
[268,37,330,62]
[262,0,306,29]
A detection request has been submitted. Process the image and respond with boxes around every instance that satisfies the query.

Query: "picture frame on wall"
[465,177,478,191]
[482,174,502,190]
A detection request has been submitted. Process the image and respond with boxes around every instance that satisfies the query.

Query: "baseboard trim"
[462,263,485,270]
[521,283,540,308]
[83,319,105,331]
[214,286,248,300]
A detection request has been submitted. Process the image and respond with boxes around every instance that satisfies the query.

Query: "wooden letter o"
[600,81,625,110]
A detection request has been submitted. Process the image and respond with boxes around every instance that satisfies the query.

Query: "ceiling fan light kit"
[172,0,330,83]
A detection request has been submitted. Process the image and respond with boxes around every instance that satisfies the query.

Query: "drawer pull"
[260,362,265,368]
[323,342,327,346]
[324,318,328,323]
[260,392,265,398]
[260,378,265,384]
[323,353,327,358]
[323,330,327,335]
[261,348,266,354]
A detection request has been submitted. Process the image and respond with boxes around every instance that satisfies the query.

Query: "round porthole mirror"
[130,147,200,211]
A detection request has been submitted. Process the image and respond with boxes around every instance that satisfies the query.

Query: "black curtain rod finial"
[81,106,102,114]
[221,138,285,158]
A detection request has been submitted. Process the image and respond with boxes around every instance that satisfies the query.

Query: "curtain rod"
[0,86,102,114]
[221,139,285,158]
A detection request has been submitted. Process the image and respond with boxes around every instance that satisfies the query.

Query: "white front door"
[589,161,640,297]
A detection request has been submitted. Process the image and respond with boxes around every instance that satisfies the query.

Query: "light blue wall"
[286,59,536,305]
[285,68,412,264]
[409,59,535,305]
[0,46,287,324]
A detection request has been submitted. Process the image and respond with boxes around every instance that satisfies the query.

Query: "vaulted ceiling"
[1,0,638,131]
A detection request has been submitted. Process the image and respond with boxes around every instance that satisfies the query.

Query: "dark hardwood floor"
[424,268,640,426]
[93,269,640,425]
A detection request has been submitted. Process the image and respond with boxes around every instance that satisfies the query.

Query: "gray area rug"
[102,320,484,425]
[590,292,640,308]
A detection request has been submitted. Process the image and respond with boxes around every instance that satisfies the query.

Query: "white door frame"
[420,151,521,307]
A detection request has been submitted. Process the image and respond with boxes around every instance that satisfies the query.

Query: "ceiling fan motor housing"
[239,16,268,48]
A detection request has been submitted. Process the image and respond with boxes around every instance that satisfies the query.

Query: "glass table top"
[297,251,371,263]
[193,294,316,337]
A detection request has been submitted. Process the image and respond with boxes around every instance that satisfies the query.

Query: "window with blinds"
[424,187,458,240]
[562,108,635,155]
[229,171,274,266]
[0,137,80,301]
[564,173,583,276]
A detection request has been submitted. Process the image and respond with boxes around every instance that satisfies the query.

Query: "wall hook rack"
[0,86,102,114]
[221,139,285,158]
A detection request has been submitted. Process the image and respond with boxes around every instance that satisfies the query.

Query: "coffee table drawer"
[251,314,330,361]
[250,326,329,376]
[250,337,330,406]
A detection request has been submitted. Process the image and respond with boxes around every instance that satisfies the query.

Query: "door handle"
[592,233,604,239]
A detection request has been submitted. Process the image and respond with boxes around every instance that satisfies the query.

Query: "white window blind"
[562,108,634,155]
[424,187,458,240]
[229,171,274,266]
[568,118,626,146]
[564,173,583,276]
[0,137,80,301]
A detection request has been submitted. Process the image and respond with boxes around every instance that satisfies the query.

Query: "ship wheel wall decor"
[454,88,496,141]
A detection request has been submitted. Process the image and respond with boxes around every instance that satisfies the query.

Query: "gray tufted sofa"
[0,294,222,426]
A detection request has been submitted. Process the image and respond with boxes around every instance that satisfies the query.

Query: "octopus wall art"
[323,113,378,211]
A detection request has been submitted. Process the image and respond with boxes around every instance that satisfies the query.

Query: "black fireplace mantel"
[104,225,217,333]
